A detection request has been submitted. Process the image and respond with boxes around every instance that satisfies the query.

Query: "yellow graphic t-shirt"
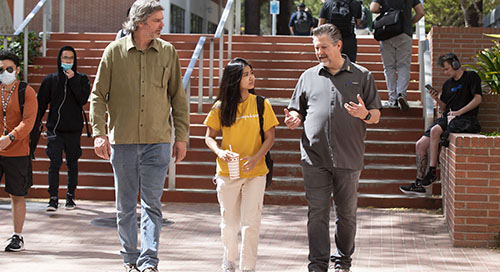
[204,94,279,178]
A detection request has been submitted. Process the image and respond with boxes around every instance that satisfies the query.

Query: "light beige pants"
[216,175,266,270]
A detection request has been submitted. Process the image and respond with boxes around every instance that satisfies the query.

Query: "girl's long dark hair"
[216,57,254,127]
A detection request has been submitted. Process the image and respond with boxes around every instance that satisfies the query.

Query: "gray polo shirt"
[288,56,382,170]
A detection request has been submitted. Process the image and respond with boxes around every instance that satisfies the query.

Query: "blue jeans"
[110,143,170,270]
[302,164,361,272]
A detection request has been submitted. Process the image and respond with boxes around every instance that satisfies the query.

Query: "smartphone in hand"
[424,84,434,91]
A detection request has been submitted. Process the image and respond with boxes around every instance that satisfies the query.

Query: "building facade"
[7,0,229,34]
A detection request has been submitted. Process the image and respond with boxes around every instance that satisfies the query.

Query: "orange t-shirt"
[0,80,38,157]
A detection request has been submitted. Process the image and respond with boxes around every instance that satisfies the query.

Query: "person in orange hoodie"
[0,50,37,252]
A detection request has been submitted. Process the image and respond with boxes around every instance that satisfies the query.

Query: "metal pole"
[272,14,277,36]
[59,0,65,32]
[228,4,233,59]
[24,27,28,82]
[198,47,204,113]
[219,33,223,84]
[43,1,48,57]
[3,37,7,50]
[209,38,214,101]
[235,0,241,34]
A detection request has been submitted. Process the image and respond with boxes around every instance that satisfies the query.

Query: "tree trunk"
[245,0,261,35]
[277,0,293,35]
[461,0,483,27]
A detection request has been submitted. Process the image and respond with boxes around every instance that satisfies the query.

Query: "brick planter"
[440,133,500,247]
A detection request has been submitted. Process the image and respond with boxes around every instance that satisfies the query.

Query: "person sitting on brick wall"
[400,53,482,195]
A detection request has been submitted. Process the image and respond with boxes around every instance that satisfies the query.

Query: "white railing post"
[59,0,64,32]
[198,47,204,113]
[23,27,28,82]
[235,0,241,35]
[209,38,214,101]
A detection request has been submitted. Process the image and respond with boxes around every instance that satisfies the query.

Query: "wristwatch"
[7,133,15,142]
[363,112,372,121]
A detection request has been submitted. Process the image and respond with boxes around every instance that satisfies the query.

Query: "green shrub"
[466,40,500,94]
[0,32,42,80]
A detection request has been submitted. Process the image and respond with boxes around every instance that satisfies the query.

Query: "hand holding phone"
[425,84,438,98]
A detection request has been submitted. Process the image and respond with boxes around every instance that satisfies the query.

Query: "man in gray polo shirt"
[285,24,382,272]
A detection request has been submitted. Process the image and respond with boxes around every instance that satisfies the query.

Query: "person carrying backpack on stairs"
[289,3,314,36]
[0,50,38,252]
[318,0,362,62]
[36,45,91,212]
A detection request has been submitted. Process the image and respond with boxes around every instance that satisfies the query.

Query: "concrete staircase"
[1,33,441,209]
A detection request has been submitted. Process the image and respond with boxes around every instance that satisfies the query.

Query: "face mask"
[61,63,73,71]
[1,70,17,85]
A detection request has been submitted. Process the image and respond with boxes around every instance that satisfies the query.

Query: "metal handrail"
[416,12,434,129]
[170,0,234,190]
[0,0,51,82]
[181,0,234,106]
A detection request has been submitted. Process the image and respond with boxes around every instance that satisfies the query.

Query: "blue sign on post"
[270,0,280,15]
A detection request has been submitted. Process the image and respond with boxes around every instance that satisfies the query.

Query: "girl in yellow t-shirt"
[204,58,279,272]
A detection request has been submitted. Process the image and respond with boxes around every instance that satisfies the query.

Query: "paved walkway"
[1,198,499,272]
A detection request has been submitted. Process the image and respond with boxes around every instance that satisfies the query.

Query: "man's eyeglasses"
[0,67,15,74]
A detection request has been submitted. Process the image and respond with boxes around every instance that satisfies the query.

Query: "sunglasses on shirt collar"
[0,67,15,74]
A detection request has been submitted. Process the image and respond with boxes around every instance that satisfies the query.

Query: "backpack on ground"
[294,11,311,33]
[329,0,352,33]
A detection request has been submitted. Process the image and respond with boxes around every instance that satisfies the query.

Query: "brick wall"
[440,133,500,248]
[428,27,500,133]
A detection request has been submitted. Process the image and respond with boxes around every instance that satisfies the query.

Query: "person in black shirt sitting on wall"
[400,53,482,195]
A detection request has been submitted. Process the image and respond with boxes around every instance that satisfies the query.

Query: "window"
[191,14,203,33]
[207,22,217,34]
[170,4,185,33]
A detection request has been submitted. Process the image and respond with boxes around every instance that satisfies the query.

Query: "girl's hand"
[241,155,259,173]
[217,149,239,162]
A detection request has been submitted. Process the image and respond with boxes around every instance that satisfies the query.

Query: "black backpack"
[256,96,274,188]
[17,82,39,159]
[329,0,352,33]
[294,11,311,34]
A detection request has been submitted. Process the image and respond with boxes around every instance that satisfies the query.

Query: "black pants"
[46,131,82,197]
[341,35,357,63]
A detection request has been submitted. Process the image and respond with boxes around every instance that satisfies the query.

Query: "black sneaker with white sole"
[5,235,25,252]
[400,182,427,195]
[65,193,76,210]
[419,169,437,187]
[397,95,410,112]
[46,196,58,212]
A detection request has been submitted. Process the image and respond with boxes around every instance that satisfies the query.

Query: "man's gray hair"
[312,24,342,45]
[123,0,164,33]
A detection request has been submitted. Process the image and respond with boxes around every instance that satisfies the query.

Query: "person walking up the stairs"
[90,1,189,271]
[289,3,314,36]
[370,0,424,112]
[400,53,482,195]
[285,24,381,272]
[318,0,362,62]
[0,50,38,252]
[36,46,91,212]
[204,58,279,272]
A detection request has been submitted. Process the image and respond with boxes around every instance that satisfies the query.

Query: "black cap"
[299,3,306,8]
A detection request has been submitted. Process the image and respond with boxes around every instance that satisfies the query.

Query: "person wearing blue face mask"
[33,45,91,212]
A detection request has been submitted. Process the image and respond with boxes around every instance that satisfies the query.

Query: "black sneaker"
[46,197,58,212]
[65,193,76,210]
[5,235,25,252]
[420,169,437,187]
[124,263,140,272]
[398,95,410,112]
[400,182,426,195]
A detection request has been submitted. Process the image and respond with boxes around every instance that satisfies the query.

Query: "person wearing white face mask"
[0,50,38,252]
[34,46,91,212]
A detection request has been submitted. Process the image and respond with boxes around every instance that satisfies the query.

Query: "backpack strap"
[17,81,28,115]
[256,95,265,144]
